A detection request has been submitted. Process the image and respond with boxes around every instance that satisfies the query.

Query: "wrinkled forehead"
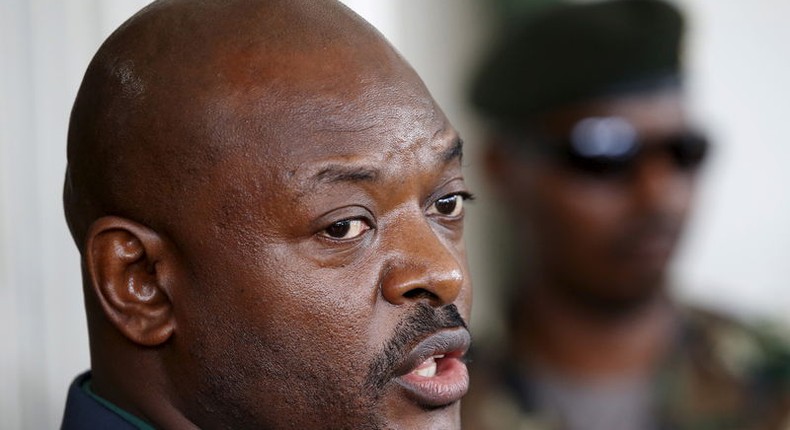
[197,39,449,169]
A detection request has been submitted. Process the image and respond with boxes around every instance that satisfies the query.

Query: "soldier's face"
[494,90,702,305]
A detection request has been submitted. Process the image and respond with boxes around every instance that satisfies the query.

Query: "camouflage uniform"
[462,307,790,430]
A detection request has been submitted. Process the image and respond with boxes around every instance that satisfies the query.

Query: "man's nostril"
[403,288,438,301]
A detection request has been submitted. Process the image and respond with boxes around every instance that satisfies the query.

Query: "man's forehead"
[279,116,460,185]
[296,130,463,181]
[197,82,457,191]
[302,89,444,145]
[199,117,462,233]
[204,67,449,160]
[188,23,439,158]
[537,89,687,136]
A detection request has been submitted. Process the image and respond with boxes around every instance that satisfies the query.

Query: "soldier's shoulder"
[681,304,790,380]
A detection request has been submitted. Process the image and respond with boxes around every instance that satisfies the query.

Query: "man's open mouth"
[394,328,471,408]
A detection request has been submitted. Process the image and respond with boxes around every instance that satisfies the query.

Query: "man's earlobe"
[85,216,176,346]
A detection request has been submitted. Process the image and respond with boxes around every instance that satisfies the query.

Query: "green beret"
[470,0,685,125]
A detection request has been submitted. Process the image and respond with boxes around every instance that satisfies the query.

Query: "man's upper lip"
[394,328,471,377]
[614,224,681,256]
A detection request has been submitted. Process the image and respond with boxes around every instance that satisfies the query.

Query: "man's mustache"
[612,213,683,256]
[366,303,468,391]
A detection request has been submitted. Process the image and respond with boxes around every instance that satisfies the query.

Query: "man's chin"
[378,350,468,429]
[381,393,462,430]
[562,275,667,318]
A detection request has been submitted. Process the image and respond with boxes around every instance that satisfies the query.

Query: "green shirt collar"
[81,378,157,430]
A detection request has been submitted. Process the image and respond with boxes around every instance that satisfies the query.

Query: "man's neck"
[512,281,676,381]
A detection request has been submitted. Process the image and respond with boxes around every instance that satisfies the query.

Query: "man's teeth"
[412,355,444,378]
[414,361,436,378]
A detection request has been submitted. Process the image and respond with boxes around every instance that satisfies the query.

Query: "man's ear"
[85,216,177,346]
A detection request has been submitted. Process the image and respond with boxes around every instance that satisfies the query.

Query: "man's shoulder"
[678,304,790,380]
[60,371,139,430]
[460,304,790,430]
[662,304,790,429]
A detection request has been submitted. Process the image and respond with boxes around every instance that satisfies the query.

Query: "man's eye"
[320,219,370,240]
[428,194,467,217]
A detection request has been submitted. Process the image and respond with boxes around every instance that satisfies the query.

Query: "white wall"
[674,0,790,322]
[0,2,154,428]
[0,0,788,428]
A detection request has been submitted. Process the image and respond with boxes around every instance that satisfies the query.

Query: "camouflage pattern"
[462,306,790,430]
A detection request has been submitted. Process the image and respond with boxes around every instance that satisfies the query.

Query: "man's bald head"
[65,0,419,251]
[64,1,471,429]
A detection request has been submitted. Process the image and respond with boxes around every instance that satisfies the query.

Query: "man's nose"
[632,152,694,215]
[379,213,465,307]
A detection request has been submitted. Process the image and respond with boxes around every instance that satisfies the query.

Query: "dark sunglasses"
[513,116,710,177]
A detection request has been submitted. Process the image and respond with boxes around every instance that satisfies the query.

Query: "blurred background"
[1,0,789,428]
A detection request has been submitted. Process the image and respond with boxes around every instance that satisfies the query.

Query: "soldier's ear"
[84,216,177,346]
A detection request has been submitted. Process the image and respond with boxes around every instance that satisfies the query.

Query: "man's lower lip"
[395,356,469,408]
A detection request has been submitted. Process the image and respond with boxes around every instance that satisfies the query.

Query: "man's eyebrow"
[312,165,380,184]
[309,138,462,185]
[442,138,464,163]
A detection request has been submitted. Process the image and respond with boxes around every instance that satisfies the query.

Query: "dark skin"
[64,1,472,429]
[487,89,698,378]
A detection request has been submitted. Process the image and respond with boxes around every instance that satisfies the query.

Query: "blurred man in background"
[462,1,790,429]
